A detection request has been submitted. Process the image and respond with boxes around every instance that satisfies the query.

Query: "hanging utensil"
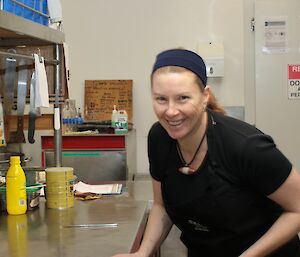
[8,59,28,143]
[0,102,5,147]
[3,49,17,143]
[28,72,36,144]
[3,49,17,116]
[15,59,28,143]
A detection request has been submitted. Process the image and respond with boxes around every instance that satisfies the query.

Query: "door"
[255,0,300,169]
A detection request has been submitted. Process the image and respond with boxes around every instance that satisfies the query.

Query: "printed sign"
[263,17,287,54]
[288,65,300,99]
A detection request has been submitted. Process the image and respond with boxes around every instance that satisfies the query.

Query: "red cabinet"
[41,133,136,182]
[41,135,125,151]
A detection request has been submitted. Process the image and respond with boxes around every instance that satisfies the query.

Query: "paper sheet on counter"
[74,181,122,195]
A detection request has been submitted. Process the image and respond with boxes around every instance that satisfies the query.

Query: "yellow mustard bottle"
[6,156,27,215]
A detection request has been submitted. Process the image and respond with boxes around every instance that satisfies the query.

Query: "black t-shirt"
[148,110,292,196]
[147,110,294,255]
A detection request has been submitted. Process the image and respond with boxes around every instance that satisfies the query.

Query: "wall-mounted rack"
[0,50,59,65]
[0,9,66,166]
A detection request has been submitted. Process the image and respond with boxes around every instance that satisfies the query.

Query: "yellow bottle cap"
[10,156,21,164]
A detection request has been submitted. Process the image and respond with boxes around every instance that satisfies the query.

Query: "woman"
[112,49,300,257]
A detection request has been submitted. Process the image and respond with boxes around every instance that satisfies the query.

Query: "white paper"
[34,54,49,108]
[74,181,122,195]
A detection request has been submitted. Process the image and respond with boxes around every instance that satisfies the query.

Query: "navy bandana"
[152,49,207,86]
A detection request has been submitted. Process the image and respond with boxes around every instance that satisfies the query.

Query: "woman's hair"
[151,66,226,114]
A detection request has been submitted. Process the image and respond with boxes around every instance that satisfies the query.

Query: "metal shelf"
[0,10,64,46]
[0,9,64,166]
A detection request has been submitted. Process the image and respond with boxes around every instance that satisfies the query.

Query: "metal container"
[0,184,43,211]
[0,152,31,170]
[0,151,40,188]
[0,166,43,186]
[23,167,44,186]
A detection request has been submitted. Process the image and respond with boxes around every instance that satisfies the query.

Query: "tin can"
[45,167,75,209]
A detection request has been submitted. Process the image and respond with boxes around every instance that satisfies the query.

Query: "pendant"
[178,166,195,175]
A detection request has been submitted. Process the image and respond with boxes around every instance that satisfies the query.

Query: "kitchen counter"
[0,180,153,257]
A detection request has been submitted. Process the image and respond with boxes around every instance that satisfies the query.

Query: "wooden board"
[6,114,53,130]
[84,80,132,122]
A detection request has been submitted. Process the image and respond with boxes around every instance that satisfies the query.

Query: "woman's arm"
[112,179,173,257]
[137,179,173,256]
[240,167,300,257]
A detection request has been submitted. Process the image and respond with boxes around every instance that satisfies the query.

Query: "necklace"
[176,125,207,175]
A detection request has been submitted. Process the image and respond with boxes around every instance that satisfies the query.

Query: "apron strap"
[206,109,243,187]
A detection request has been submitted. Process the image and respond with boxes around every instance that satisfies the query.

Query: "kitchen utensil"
[3,49,17,142]
[0,100,5,146]
[28,72,36,144]
[3,49,17,116]
[33,54,49,108]
[16,59,28,143]
[8,59,28,143]
[23,167,44,185]
[63,223,118,228]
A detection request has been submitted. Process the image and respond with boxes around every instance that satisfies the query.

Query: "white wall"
[60,0,245,174]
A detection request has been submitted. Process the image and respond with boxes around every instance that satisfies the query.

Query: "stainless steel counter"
[0,181,153,257]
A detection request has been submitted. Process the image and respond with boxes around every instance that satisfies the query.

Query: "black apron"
[161,113,300,257]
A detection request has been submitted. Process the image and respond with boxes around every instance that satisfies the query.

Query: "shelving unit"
[0,9,65,166]
[0,10,64,46]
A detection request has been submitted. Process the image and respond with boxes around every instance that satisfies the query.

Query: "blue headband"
[152,49,207,86]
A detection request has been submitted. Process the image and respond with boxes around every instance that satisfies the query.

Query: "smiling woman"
[150,50,217,176]
[111,49,300,257]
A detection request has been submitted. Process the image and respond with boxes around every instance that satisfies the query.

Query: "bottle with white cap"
[111,105,118,128]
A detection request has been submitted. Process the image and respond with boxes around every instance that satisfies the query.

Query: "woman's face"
[151,70,208,140]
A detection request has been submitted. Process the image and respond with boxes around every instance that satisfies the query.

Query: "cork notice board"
[84,80,132,122]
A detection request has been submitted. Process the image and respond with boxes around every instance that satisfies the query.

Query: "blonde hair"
[151,66,226,114]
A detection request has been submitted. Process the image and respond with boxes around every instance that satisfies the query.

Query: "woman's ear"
[203,85,211,105]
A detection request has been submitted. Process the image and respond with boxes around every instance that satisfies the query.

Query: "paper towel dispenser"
[198,42,224,77]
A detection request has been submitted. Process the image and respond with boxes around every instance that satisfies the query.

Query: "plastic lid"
[45,167,74,172]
